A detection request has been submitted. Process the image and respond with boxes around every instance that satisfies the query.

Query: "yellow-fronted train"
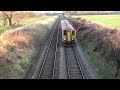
[60,19,76,45]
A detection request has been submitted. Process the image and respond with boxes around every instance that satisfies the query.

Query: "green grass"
[0,28,5,34]
[80,39,117,79]
[0,21,4,26]
[73,15,120,29]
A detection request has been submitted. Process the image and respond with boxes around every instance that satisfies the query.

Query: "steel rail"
[37,19,59,79]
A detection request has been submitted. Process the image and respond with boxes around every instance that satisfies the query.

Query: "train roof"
[61,20,75,30]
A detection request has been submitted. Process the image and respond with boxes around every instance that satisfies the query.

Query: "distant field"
[73,15,120,29]
[20,16,52,25]
[0,16,55,33]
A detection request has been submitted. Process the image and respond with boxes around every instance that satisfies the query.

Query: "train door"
[67,31,71,44]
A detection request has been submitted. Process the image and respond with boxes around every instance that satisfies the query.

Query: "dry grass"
[0,16,56,79]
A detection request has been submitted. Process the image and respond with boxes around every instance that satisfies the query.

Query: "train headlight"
[72,38,75,41]
[64,39,66,40]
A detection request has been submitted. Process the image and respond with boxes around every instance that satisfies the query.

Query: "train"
[63,11,71,18]
[60,19,76,45]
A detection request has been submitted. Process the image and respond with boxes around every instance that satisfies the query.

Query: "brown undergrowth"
[0,17,56,79]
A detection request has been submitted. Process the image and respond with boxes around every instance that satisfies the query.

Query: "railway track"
[52,25,60,79]
[37,19,60,79]
[64,45,86,79]
[27,16,87,79]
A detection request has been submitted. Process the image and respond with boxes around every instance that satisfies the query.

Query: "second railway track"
[37,19,60,79]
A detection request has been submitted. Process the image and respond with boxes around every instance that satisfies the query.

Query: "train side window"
[64,30,67,35]
[72,31,75,35]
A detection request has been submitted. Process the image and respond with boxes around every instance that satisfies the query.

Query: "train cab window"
[64,30,67,35]
[72,31,75,35]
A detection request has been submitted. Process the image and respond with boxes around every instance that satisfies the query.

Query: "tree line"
[0,11,45,27]
[67,11,120,15]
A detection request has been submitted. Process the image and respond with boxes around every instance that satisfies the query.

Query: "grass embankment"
[0,28,4,34]
[79,34,116,79]
[0,21,5,34]
[0,16,57,79]
[72,15,120,79]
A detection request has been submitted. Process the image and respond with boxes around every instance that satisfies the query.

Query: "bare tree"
[2,11,15,26]
[2,15,7,26]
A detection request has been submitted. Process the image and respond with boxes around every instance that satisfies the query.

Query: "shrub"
[72,18,120,77]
